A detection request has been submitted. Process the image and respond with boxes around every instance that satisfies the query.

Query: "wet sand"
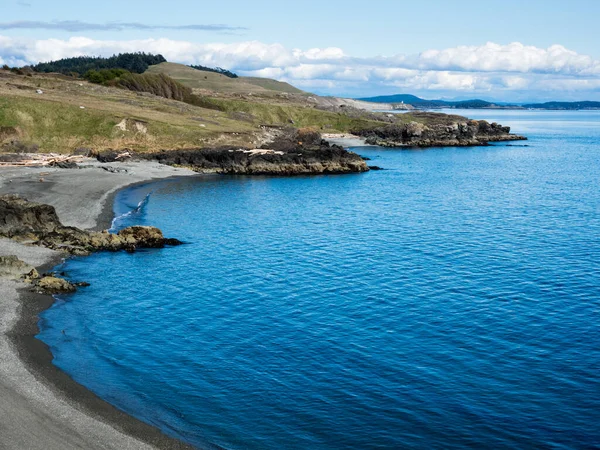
[0,160,198,449]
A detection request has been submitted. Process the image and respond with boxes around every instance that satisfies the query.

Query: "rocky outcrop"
[142,129,369,175]
[33,276,77,294]
[0,255,37,280]
[0,253,87,293]
[147,145,368,175]
[0,194,63,236]
[0,195,183,256]
[355,114,526,147]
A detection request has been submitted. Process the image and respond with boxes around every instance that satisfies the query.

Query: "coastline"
[0,160,199,449]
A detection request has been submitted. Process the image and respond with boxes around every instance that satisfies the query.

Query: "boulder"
[0,255,36,280]
[117,226,182,250]
[34,276,76,294]
[0,195,62,236]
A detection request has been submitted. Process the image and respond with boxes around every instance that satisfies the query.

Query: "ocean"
[39,110,600,449]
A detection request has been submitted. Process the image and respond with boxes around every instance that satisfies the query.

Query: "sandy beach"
[0,160,198,449]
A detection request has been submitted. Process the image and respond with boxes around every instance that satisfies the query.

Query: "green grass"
[0,93,253,153]
[209,98,383,132]
[0,96,117,150]
[241,77,304,94]
[146,62,303,94]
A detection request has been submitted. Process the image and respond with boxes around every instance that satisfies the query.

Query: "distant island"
[359,94,600,111]
[520,101,600,110]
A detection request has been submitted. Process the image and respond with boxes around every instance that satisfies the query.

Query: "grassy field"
[146,63,303,94]
[0,71,260,152]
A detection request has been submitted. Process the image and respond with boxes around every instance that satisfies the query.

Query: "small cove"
[39,110,600,449]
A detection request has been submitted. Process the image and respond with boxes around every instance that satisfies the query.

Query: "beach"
[0,160,197,450]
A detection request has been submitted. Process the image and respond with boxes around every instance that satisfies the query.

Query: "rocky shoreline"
[143,144,369,175]
[134,128,370,175]
[0,194,183,255]
[0,161,198,450]
[0,194,187,293]
[354,113,526,147]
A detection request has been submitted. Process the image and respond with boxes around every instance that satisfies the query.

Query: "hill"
[146,62,304,95]
[359,94,512,109]
[522,101,600,110]
[358,94,428,105]
[0,67,388,153]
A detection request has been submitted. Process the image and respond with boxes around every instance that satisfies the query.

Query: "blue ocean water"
[39,110,600,449]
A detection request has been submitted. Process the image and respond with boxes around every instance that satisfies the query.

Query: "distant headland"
[358,94,600,111]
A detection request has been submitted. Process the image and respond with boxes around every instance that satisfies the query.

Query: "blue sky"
[2,0,600,101]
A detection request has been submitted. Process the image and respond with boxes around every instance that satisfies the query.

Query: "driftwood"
[0,154,84,167]
[115,151,132,160]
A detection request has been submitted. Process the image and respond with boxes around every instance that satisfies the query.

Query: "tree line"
[188,64,238,78]
[32,53,167,75]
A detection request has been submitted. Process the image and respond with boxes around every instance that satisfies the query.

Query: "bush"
[117,72,193,102]
[84,68,130,84]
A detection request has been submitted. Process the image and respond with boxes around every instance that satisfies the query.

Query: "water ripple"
[40,111,600,449]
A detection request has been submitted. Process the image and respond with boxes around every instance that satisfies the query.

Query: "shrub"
[84,68,130,84]
[33,53,167,75]
[117,73,193,102]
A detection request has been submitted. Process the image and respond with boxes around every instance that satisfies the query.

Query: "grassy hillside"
[0,69,389,153]
[146,62,303,94]
[242,77,304,94]
[0,71,255,152]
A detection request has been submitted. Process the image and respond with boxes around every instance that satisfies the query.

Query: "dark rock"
[96,150,121,163]
[101,166,128,173]
[354,113,526,148]
[0,195,183,255]
[141,129,369,175]
[50,160,78,169]
[0,194,63,236]
[368,166,383,171]
[164,238,184,246]
[34,276,76,294]
[117,226,180,249]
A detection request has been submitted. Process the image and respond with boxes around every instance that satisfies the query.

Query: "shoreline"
[0,160,198,449]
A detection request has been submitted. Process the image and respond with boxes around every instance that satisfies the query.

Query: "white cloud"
[1,35,599,100]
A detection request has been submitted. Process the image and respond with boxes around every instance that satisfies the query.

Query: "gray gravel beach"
[0,160,197,449]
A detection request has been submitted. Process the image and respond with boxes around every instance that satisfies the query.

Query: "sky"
[1,0,599,101]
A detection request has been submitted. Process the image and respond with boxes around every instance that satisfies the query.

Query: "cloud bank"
[1,36,599,100]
